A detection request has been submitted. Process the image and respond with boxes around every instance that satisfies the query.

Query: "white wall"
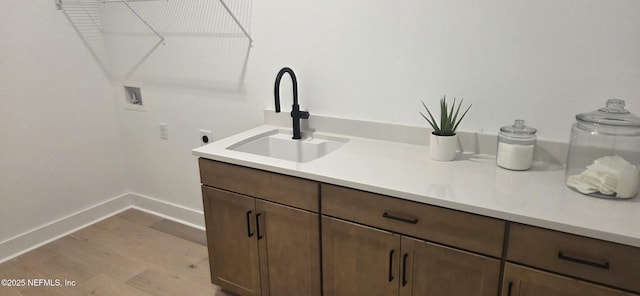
[0,1,127,241]
[115,85,264,211]
[4,0,636,231]
[111,0,640,214]
[252,0,640,139]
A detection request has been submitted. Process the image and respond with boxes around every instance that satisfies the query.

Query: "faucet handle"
[291,109,309,119]
[291,104,309,119]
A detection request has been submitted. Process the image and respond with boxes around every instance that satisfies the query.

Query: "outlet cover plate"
[199,130,212,145]
[160,123,168,140]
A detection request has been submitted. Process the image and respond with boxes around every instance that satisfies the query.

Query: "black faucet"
[274,67,309,140]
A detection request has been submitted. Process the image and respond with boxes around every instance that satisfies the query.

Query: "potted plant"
[420,96,472,161]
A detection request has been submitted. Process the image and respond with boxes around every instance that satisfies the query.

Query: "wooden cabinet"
[321,184,505,257]
[199,158,318,212]
[507,223,640,294]
[322,216,501,296]
[322,216,400,296]
[199,158,640,296]
[200,160,321,296]
[502,263,636,296]
[202,187,260,295]
[256,199,321,296]
[322,183,504,296]
[400,236,500,296]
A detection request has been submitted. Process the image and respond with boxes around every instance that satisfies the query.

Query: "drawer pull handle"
[558,252,610,270]
[246,211,253,237]
[382,212,418,224]
[402,253,408,287]
[507,282,513,296]
[388,249,395,282]
[256,213,263,240]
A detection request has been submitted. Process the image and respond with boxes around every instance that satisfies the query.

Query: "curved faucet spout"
[274,67,297,113]
[274,67,309,140]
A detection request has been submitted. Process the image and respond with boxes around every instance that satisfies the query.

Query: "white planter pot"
[429,133,458,161]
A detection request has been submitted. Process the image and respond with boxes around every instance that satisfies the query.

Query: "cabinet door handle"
[507,281,513,296]
[402,253,408,287]
[246,211,253,237]
[382,212,418,224]
[388,249,395,282]
[256,213,263,240]
[558,252,610,270]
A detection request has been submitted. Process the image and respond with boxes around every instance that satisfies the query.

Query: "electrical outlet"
[199,129,213,145]
[159,123,168,140]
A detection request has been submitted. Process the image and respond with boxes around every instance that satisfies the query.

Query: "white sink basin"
[227,130,348,163]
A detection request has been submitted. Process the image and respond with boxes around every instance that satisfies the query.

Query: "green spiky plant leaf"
[419,95,471,136]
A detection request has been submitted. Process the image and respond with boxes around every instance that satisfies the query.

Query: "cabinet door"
[322,216,401,296]
[256,200,321,296]
[202,187,260,296]
[399,237,500,296]
[502,263,636,296]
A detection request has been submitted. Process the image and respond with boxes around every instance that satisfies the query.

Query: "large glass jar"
[565,99,640,199]
[497,120,537,171]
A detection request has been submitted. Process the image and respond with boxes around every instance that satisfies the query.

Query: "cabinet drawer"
[502,263,637,296]
[321,184,505,257]
[507,223,640,293]
[199,159,319,212]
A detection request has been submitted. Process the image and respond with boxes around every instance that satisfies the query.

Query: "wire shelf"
[57,0,253,88]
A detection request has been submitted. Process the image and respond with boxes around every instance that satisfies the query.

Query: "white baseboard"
[129,193,205,231]
[0,194,131,264]
[0,192,204,264]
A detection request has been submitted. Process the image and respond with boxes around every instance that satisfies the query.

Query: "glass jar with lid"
[497,120,537,171]
[565,99,640,199]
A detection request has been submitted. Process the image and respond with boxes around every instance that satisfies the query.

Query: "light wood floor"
[0,209,232,296]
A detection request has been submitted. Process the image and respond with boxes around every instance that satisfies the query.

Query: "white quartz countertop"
[193,125,640,248]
